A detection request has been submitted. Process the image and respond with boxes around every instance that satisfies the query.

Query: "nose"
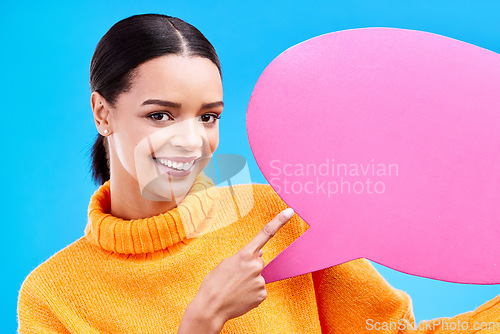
[169,117,205,151]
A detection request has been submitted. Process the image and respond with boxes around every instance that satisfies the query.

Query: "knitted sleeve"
[312,259,500,333]
[311,258,413,333]
[397,294,500,334]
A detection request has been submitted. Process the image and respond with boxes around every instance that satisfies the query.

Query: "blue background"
[3,1,500,332]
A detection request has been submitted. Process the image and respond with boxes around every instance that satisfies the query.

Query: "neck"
[109,162,180,220]
[85,167,217,254]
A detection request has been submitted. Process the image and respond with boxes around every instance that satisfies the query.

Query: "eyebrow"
[141,99,224,109]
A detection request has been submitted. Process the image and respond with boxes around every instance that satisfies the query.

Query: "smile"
[155,157,198,171]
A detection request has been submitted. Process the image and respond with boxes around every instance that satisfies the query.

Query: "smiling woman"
[88,14,223,220]
[16,13,500,334]
[92,55,223,219]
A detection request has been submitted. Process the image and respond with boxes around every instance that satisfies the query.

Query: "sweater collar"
[84,171,216,254]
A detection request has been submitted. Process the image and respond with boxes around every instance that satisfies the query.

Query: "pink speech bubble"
[247,27,500,284]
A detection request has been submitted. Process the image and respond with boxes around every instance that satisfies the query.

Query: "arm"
[312,258,414,333]
[312,259,500,333]
[178,208,296,334]
[177,295,225,334]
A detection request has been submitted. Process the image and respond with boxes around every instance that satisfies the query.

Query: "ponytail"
[90,133,110,185]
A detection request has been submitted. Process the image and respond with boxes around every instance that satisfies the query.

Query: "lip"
[154,155,201,163]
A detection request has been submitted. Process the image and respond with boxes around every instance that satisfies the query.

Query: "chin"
[140,169,200,202]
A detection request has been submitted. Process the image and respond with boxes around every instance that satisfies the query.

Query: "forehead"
[126,55,223,102]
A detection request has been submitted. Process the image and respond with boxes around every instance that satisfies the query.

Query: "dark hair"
[88,14,221,185]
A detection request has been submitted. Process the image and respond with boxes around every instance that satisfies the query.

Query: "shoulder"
[19,237,96,299]
[212,182,282,200]
[17,237,95,331]
[249,183,308,229]
[215,182,298,215]
[210,183,309,253]
[213,182,308,228]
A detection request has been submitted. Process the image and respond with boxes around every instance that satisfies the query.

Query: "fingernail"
[283,208,294,220]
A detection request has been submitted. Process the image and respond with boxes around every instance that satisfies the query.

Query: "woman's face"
[106,55,222,201]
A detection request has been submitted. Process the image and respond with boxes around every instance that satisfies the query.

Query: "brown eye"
[199,113,221,124]
[148,112,173,122]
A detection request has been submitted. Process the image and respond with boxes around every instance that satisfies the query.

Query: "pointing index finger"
[247,208,295,254]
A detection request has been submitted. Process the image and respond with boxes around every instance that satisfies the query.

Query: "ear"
[91,91,113,136]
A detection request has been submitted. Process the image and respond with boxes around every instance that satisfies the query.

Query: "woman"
[17,14,499,333]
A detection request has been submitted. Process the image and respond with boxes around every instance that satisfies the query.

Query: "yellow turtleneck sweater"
[17,172,500,333]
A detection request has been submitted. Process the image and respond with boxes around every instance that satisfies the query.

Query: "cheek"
[133,134,163,191]
[144,126,175,156]
[113,125,149,180]
[207,128,219,153]
[114,133,139,174]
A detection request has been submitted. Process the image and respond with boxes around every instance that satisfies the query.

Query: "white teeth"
[156,158,196,171]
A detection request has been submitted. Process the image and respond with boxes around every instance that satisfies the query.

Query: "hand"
[178,207,295,333]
